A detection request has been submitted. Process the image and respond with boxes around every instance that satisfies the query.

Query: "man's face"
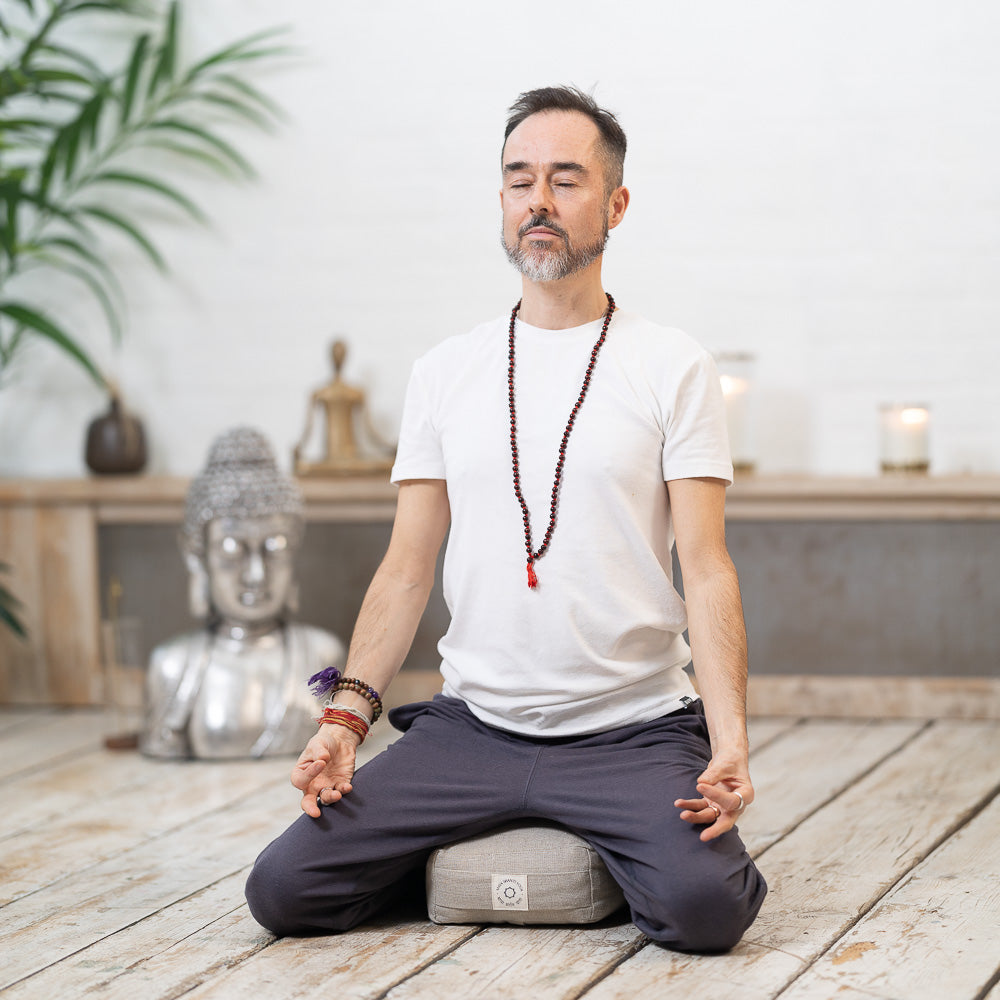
[500,110,618,283]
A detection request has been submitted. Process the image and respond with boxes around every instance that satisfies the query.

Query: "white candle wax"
[721,374,753,470]
[879,404,929,472]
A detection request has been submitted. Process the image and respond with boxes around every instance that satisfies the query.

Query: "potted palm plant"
[0,0,292,640]
[0,0,289,471]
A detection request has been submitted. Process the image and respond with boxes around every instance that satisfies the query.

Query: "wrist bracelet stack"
[307,668,384,738]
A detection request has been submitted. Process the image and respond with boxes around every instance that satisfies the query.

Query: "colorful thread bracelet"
[321,702,372,728]
[330,677,383,723]
[315,707,369,743]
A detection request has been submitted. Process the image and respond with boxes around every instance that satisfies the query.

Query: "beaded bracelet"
[330,677,383,724]
[315,707,369,743]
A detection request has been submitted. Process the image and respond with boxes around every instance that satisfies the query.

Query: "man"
[246,86,767,953]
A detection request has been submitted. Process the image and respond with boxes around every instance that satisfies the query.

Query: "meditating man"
[246,85,767,952]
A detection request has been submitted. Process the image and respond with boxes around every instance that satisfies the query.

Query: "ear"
[183,550,211,620]
[607,185,630,231]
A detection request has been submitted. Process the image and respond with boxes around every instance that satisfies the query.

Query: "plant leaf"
[0,301,106,387]
[39,143,59,201]
[78,205,166,269]
[89,169,208,223]
[62,0,147,16]
[137,136,238,176]
[24,68,95,88]
[0,178,19,260]
[30,250,123,345]
[120,32,150,124]
[147,1,179,97]
[37,42,106,82]
[18,189,91,236]
[81,92,104,150]
[213,73,285,120]
[62,118,84,181]
[0,601,29,640]
[183,27,290,80]
[36,234,123,297]
[0,117,59,132]
[196,91,272,129]
[147,118,255,176]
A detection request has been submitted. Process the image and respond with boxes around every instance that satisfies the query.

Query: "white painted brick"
[2,1,997,477]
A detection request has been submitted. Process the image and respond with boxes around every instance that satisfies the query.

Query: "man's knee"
[635,867,767,953]
[244,846,358,936]
[245,851,300,936]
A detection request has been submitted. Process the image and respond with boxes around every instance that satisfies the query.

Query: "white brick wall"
[2,0,997,476]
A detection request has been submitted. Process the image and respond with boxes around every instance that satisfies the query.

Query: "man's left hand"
[674,754,753,842]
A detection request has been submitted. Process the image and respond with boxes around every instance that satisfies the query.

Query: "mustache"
[518,216,569,240]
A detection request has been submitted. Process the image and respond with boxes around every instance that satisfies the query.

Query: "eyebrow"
[503,160,588,175]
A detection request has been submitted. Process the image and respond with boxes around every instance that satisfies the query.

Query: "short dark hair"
[503,85,627,193]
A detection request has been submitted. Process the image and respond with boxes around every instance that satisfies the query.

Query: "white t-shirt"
[391,308,732,736]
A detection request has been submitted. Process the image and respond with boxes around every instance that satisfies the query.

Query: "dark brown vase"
[85,395,147,474]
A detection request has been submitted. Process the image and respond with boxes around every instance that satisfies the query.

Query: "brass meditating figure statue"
[141,427,345,759]
[293,339,395,476]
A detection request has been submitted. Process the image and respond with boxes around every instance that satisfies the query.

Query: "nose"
[243,544,266,586]
[528,180,553,216]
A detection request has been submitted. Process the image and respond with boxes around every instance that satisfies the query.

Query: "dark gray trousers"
[245,696,767,953]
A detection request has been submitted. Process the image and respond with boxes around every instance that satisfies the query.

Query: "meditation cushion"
[425,822,626,925]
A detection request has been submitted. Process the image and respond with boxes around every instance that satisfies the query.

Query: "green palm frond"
[0,0,290,388]
[0,563,28,640]
[0,302,106,387]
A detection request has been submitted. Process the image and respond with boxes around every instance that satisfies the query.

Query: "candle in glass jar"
[879,404,929,473]
[717,353,756,473]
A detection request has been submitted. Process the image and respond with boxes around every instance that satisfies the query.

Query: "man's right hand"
[291,725,361,818]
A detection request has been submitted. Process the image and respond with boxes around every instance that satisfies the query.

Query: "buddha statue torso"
[144,624,343,759]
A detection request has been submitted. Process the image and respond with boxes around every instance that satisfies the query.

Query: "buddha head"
[182,428,304,631]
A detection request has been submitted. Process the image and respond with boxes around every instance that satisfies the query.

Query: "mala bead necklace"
[508,292,616,589]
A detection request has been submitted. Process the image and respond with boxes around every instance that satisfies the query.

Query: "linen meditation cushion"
[426,822,625,925]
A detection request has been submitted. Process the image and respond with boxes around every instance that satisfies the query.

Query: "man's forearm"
[683,558,749,755]
[329,562,434,715]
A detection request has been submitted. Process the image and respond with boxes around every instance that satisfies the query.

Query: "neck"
[516,262,610,329]
[213,618,283,642]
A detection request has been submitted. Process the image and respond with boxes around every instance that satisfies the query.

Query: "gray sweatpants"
[245,696,767,953]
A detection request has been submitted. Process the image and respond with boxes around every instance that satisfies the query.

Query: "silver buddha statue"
[141,427,345,759]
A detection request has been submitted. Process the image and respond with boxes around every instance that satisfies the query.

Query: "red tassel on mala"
[526,561,538,589]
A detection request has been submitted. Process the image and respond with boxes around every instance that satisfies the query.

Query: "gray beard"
[502,223,609,283]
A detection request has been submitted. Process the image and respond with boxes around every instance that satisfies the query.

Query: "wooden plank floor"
[1,709,998,1000]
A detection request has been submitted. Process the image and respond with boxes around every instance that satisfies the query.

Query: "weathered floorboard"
[0,871,265,1000]
[0,756,289,905]
[385,923,645,1000]
[0,746,166,840]
[0,709,113,780]
[0,775,292,988]
[1,712,994,1000]
[778,790,1000,1000]
[583,720,1000,1000]
[179,918,482,1000]
[736,718,925,854]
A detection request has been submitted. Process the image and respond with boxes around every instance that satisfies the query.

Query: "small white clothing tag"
[491,874,529,910]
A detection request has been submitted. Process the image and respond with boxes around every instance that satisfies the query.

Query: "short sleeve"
[390,361,446,484]
[660,351,734,485]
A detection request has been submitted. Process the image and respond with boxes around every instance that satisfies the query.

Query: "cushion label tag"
[491,873,529,910]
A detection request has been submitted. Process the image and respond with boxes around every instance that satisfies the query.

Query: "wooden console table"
[2,474,999,706]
